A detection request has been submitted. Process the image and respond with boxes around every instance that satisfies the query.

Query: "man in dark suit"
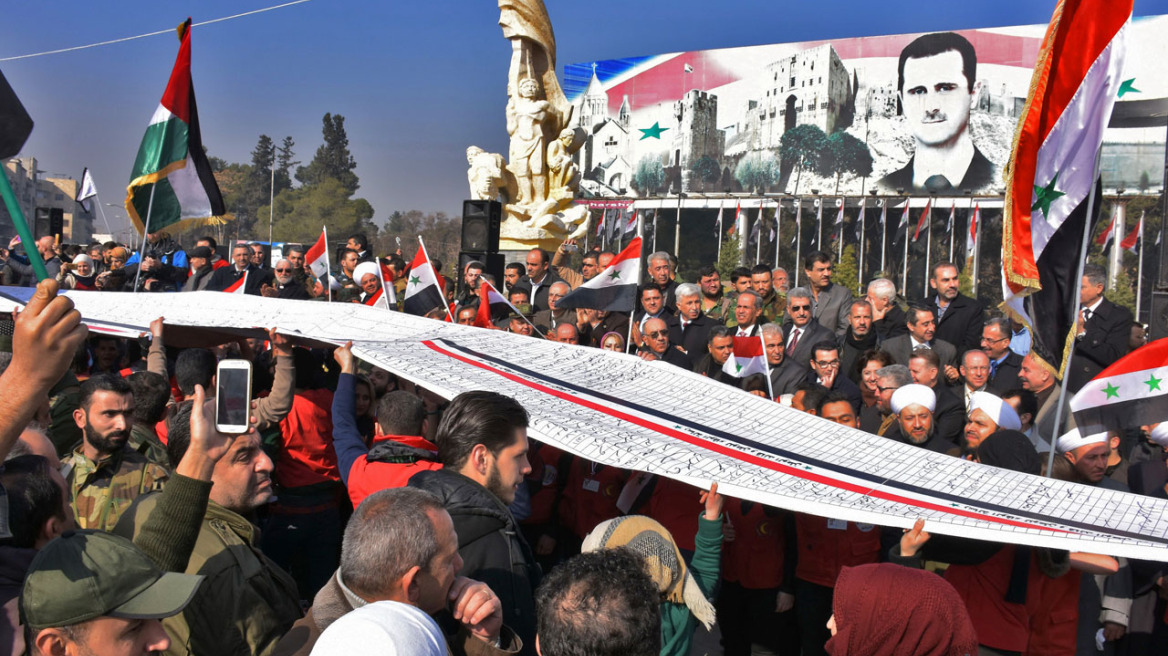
[868,278,908,341]
[803,340,863,412]
[804,251,852,335]
[730,290,765,337]
[783,288,834,372]
[908,348,965,445]
[666,283,715,361]
[692,326,741,388]
[639,317,693,368]
[525,248,563,313]
[207,243,273,295]
[761,323,807,397]
[881,304,957,373]
[1067,263,1133,393]
[646,251,680,311]
[981,317,1024,394]
[922,262,985,353]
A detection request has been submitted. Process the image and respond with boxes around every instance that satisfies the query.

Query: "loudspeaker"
[461,200,501,252]
[459,251,505,295]
[1150,291,1168,340]
[48,208,64,239]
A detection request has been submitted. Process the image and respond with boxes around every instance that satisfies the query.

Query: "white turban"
[352,261,381,285]
[891,384,936,414]
[967,391,1022,431]
[310,601,445,656]
[1056,427,1109,454]
[1149,423,1168,448]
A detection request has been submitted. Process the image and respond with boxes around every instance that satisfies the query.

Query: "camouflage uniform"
[759,289,786,326]
[128,423,171,469]
[702,293,734,324]
[720,291,740,328]
[62,444,168,532]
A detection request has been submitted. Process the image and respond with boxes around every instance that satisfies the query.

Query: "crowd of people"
[0,226,1164,656]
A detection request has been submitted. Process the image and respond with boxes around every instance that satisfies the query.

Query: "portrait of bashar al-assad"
[878,32,995,194]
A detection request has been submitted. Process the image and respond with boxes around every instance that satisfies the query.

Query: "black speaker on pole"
[461,200,501,253]
[459,252,505,293]
[48,208,64,240]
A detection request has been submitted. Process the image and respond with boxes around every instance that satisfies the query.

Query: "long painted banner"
[5,287,1168,560]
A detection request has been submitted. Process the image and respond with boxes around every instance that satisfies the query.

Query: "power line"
[0,0,314,62]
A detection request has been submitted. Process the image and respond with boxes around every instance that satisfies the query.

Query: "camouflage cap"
[22,530,203,631]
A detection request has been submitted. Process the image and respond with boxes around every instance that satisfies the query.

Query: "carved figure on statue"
[507,77,552,208]
[466,146,514,202]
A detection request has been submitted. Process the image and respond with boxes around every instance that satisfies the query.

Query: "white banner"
[4,287,1168,560]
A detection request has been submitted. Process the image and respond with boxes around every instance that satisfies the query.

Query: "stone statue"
[462,0,588,250]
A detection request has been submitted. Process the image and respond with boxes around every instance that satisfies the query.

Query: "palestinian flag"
[1070,338,1168,432]
[1120,213,1143,254]
[722,335,768,378]
[1001,0,1131,378]
[124,19,229,234]
[403,241,445,317]
[894,200,911,244]
[556,237,641,312]
[912,200,931,242]
[223,271,247,295]
[305,227,330,280]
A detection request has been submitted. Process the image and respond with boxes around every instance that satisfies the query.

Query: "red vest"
[643,477,703,552]
[1024,561,1080,656]
[793,513,881,588]
[944,546,1029,651]
[347,434,443,508]
[523,444,568,526]
[722,500,786,589]
[560,460,628,539]
[276,389,340,489]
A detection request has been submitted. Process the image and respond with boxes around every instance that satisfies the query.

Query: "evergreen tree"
[275,136,298,194]
[632,157,666,195]
[833,243,861,294]
[779,124,828,195]
[716,233,744,279]
[296,113,359,194]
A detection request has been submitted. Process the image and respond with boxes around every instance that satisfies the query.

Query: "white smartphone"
[215,359,253,434]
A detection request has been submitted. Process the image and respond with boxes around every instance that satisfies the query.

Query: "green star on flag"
[735,363,744,373]
[1146,374,1162,392]
[1031,173,1066,220]
[409,275,421,287]
[1103,382,1120,399]
[607,269,621,280]
[638,122,669,140]
[1118,78,1141,98]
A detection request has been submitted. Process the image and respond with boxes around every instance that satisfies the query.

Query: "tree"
[716,232,744,279]
[779,124,828,194]
[822,131,874,193]
[632,156,665,195]
[691,155,721,186]
[833,243,861,294]
[373,210,461,270]
[735,152,780,193]
[296,113,359,194]
[1139,171,1151,193]
[275,136,298,195]
[264,177,374,244]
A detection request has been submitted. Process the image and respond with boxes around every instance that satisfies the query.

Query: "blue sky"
[3,0,1167,239]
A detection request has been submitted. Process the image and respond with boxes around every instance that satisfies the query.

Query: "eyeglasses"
[980,336,1009,344]
[645,330,668,339]
[814,360,841,368]
[789,304,811,312]
[876,385,898,392]
[275,268,292,273]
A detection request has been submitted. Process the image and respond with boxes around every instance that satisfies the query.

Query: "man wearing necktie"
[1066,263,1133,394]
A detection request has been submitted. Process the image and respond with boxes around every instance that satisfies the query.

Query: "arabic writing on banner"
[3,287,1167,560]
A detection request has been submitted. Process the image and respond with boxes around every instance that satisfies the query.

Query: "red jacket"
[944,546,1030,652]
[641,477,703,552]
[523,443,569,527]
[1024,559,1080,656]
[277,389,340,489]
[722,500,787,589]
[559,460,628,539]
[793,513,881,588]
[346,434,443,508]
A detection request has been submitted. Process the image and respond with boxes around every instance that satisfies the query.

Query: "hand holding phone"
[215,359,253,434]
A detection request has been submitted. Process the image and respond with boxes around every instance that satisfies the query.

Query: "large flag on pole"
[966,203,980,269]
[1120,213,1143,253]
[556,237,642,312]
[832,199,845,241]
[894,200,911,244]
[912,200,931,242]
[403,242,446,317]
[76,168,97,212]
[1070,338,1168,433]
[1001,0,1131,378]
[1095,211,1117,255]
[714,202,724,237]
[124,19,229,234]
[729,202,742,236]
[305,227,330,280]
[945,202,956,235]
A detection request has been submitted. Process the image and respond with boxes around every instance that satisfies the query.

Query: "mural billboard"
[564,16,1168,198]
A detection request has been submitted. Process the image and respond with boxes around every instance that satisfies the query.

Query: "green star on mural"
[1118,78,1141,98]
[408,275,421,287]
[607,269,621,280]
[1146,374,1163,392]
[638,122,669,140]
[1103,382,1120,399]
[1031,173,1066,220]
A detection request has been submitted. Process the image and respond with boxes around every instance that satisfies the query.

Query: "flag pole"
[902,202,909,295]
[267,165,275,248]
[716,198,724,259]
[1045,151,1104,477]
[948,203,955,262]
[858,199,865,286]
[837,198,844,264]
[761,332,774,400]
[627,219,643,354]
[419,235,456,323]
[92,191,115,237]
[773,199,782,271]
[675,193,683,259]
[924,200,932,295]
[794,200,802,287]
[970,198,980,297]
[132,184,157,293]
[880,198,888,275]
[324,225,332,303]
[756,203,763,264]
[0,169,48,280]
[1136,212,1145,317]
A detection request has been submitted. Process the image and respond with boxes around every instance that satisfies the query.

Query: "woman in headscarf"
[600,331,625,352]
[582,482,723,656]
[825,562,977,656]
[57,254,98,290]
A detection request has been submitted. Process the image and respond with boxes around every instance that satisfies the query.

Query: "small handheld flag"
[556,237,642,312]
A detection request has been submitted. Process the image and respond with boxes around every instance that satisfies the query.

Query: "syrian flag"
[556,237,642,312]
[715,202,724,237]
[305,227,330,280]
[1070,338,1168,433]
[854,198,867,241]
[623,208,639,234]
[595,210,606,238]
[894,200,911,244]
[124,19,229,235]
[223,271,248,295]
[966,203,980,268]
[832,198,845,241]
[946,202,956,235]
[749,212,761,245]
[473,279,514,328]
[912,200,932,242]
[728,202,742,236]
[722,335,768,378]
[403,242,446,317]
[76,168,97,212]
[1120,212,1143,254]
[811,200,823,248]
[1001,0,1131,378]
[1095,211,1117,256]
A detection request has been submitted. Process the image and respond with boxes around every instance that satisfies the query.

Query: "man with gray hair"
[532,281,572,332]
[272,487,521,656]
[645,251,679,310]
[872,364,913,437]
[732,289,765,338]
[1066,262,1133,393]
[261,259,311,300]
[762,323,807,396]
[772,267,789,295]
[839,299,878,385]
[783,288,834,367]
[667,282,715,357]
[867,278,907,340]
[981,316,1023,394]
